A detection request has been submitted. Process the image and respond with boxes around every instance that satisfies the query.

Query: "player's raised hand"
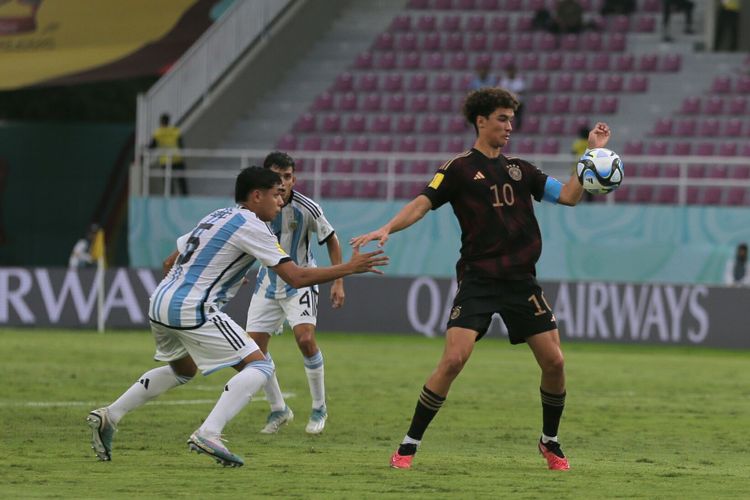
[588,122,611,149]
[348,246,389,275]
[349,227,390,249]
[330,279,345,308]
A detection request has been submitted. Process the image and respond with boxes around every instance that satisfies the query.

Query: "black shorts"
[446,274,557,344]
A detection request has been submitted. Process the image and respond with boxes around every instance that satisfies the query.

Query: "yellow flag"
[90,229,106,264]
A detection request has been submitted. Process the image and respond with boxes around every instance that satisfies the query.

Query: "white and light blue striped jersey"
[149,206,290,328]
[254,190,335,300]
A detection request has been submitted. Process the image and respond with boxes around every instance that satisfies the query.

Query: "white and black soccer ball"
[576,148,624,195]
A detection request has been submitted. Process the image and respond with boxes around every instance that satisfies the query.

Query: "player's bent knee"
[440,354,468,377]
[542,355,565,375]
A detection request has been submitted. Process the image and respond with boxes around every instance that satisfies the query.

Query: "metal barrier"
[134,148,750,204]
[135,0,294,149]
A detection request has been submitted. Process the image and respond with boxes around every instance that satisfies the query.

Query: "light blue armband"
[542,177,563,204]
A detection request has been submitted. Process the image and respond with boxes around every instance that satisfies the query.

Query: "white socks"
[402,435,421,446]
[542,434,559,444]
[263,353,287,412]
[107,365,191,424]
[303,351,325,409]
[200,360,274,436]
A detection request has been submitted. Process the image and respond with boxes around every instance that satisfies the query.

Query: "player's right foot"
[188,430,244,467]
[86,407,117,461]
[390,443,417,469]
[259,406,294,434]
[538,439,570,470]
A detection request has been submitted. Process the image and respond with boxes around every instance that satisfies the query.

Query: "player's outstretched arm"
[272,247,389,289]
[558,122,612,207]
[588,122,611,149]
[349,195,432,248]
[326,234,346,308]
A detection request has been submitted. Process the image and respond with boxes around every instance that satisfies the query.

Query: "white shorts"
[245,288,318,335]
[151,311,260,375]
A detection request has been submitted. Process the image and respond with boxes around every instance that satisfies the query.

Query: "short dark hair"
[160,113,170,126]
[235,166,281,202]
[263,151,295,171]
[463,87,519,134]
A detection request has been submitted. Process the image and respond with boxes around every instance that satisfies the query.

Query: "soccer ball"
[576,148,624,195]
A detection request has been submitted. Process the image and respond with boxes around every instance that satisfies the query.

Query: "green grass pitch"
[1,328,749,499]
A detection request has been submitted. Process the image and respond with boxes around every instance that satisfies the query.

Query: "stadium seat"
[434,0,453,8]
[432,73,453,91]
[730,165,750,179]
[521,115,541,134]
[623,140,644,155]
[407,0,429,8]
[354,52,373,69]
[396,115,416,134]
[435,94,454,113]
[610,15,630,32]
[675,119,696,136]
[627,75,648,92]
[371,115,392,133]
[653,118,673,136]
[351,136,370,152]
[718,143,738,156]
[276,134,297,150]
[346,114,366,133]
[531,74,550,92]
[357,180,385,199]
[540,138,560,154]
[662,54,681,72]
[726,187,747,205]
[334,73,354,92]
[402,52,421,70]
[551,96,571,114]
[724,119,743,137]
[441,15,461,31]
[328,159,354,173]
[505,0,523,10]
[638,54,658,72]
[356,73,378,92]
[695,143,716,156]
[515,138,536,154]
[396,33,418,51]
[711,76,732,93]
[538,33,557,52]
[515,33,534,51]
[560,34,578,51]
[591,53,611,71]
[614,185,631,203]
[497,53,515,70]
[603,74,624,92]
[293,113,316,133]
[544,53,563,71]
[416,15,437,32]
[634,15,656,33]
[398,136,418,152]
[703,187,722,205]
[408,73,428,92]
[421,137,442,153]
[614,54,635,72]
[606,33,626,52]
[490,33,511,51]
[326,135,346,151]
[727,97,747,115]
[575,95,595,114]
[580,74,599,92]
[409,94,429,113]
[362,94,382,111]
[383,74,404,93]
[422,32,441,51]
[373,32,394,51]
[444,137,467,152]
[322,115,341,133]
[420,115,442,134]
[449,53,469,70]
[301,135,322,151]
[468,33,488,51]
[634,186,654,203]
[555,74,575,92]
[647,142,668,155]
[704,96,724,114]
[680,96,701,114]
[312,92,334,111]
[520,53,540,71]
[465,14,485,31]
[373,137,394,152]
[655,186,678,204]
[672,142,691,155]
[527,95,548,113]
[569,54,588,71]
[446,116,467,134]
[736,76,750,93]
[479,0,499,9]
[425,52,445,70]
[376,52,397,70]
[599,96,619,113]
[699,119,720,137]
[568,116,589,135]
[489,15,509,31]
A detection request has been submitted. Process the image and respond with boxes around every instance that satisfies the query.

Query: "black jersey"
[421,148,548,280]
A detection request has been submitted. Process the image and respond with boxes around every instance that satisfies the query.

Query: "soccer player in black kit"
[351,88,611,470]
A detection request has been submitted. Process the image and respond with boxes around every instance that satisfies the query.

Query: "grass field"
[1,328,749,499]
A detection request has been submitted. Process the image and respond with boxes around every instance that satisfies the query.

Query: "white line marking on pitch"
[0,393,296,408]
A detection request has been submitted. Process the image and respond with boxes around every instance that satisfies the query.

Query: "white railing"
[133,149,750,205]
[135,0,294,149]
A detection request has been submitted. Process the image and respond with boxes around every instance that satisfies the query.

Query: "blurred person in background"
[724,243,749,286]
[149,113,188,196]
[714,0,740,52]
[467,65,496,91]
[662,0,695,42]
[68,224,99,268]
[499,63,526,130]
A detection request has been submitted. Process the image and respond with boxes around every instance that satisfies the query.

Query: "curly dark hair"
[462,88,519,134]
[263,151,296,171]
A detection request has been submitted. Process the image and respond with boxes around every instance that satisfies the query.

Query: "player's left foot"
[188,430,244,467]
[86,407,117,461]
[305,405,327,434]
[538,439,570,470]
[390,443,418,469]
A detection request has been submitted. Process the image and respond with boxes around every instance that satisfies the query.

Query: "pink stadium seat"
[457,73,473,90]
[373,137,394,152]
[301,135,322,151]
[435,94,454,113]
[527,95,548,113]
[531,74,550,92]
[357,73,379,92]
[421,137,442,153]
[328,159,354,173]
[610,15,630,32]
[662,54,681,72]
[433,73,453,91]
[515,33,534,51]
[396,115,416,134]
[568,116,589,135]
[599,96,618,113]
[699,118,720,137]
[398,136,418,152]
[614,185,631,203]
[334,72,354,92]
[409,94,429,112]
[545,117,565,134]
[359,160,382,174]
[416,15,437,32]
[569,54,587,71]
[371,115,392,133]
[422,32,441,51]
[465,14,485,31]
[322,114,341,133]
[737,76,750,93]
[408,73,428,92]
[505,0,523,10]
[591,53,611,71]
[583,32,603,50]
[634,15,656,33]
[614,54,635,72]
[726,187,746,206]
[647,142,668,155]
[627,75,648,92]
[312,92,334,112]
[724,119,743,137]
[672,142,691,155]
[425,52,445,70]
[695,143,716,156]
[580,74,599,92]
[354,52,373,69]
[385,93,406,113]
[441,15,461,31]
[623,141,644,155]
[707,165,729,179]
[675,119,696,136]
[656,186,678,204]
[445,137,466,153]
[638,54,658,72]
[479,0,499,9]
[688,164,706,178]
[527,0,547,11]
[335,181,355,198]
[640,164,660,178]
[362,94,382,112]
[634,186,654,203]
[606,33,626,52]
[544,53,564,71]
[446,116,467,134]
[396,182,425,199]
[729,166,750,179]
[351,136,370,152]
[522,115,541,134]
[434,0,453,8]
[539,33,557,52]
[711,76,732,93]
[540,138,560,154]
[560,34,578,51]
[643,0,660,12]
[346,114,366,133]
[475,53,493,69]
[516,138,536,154]
[703,187,722,205]
[489,15,509,31]
[662,164,680,178]
[575,95,595,114]
[653,118,673,136]
[357,181,384,199]
[686,186,700,204]
[704,96,724,114]
[373,32,394,51]
[420,115,442,134]
[603,74,624,92]
[718,143,738,156]
[728,97,747,115]
[383,74,404,93]
[407,0,429,8]
[396,33,418,51]
[376,52,396,70]
[293,113,316,133]
[402,52,422,70]
[468,33,488,51]
[520,53,540,71]
[276,134,297,150]
[555,74,575,92]
[326,135,346,151]
[680,96,700,114]
[449,52,469,71]
[551,96,571,114]
[491,33,511,51]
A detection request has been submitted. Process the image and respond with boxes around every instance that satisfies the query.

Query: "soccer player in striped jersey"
[352,88,612,471]
[246,152,343,435]
[86,167,387,467]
